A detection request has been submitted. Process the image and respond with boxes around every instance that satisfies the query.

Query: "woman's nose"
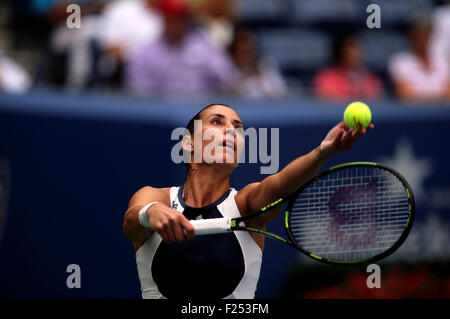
[225,127,237,136]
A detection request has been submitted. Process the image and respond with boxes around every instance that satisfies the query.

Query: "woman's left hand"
[319,121,374,159]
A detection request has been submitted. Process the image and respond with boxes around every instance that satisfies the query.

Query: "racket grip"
[189,218,232,236]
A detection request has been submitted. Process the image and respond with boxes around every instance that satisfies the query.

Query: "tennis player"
[123,103,373,298]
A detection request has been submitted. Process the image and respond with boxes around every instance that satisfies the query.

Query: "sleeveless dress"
[135,185,263,299]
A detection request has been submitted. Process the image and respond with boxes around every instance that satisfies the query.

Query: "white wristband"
[138,201,159,228]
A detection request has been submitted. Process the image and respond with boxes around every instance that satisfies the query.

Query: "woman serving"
[123,103,372,298]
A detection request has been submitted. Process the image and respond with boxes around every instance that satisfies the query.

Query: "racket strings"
[289,166,410,262]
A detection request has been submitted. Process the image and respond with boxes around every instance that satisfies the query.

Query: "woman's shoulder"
[137,185,171,193]
[130,186,172,205]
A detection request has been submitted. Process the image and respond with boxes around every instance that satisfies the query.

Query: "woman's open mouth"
[223,140,235,151]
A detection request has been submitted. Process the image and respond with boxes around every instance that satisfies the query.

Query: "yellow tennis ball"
[343,101,372,130]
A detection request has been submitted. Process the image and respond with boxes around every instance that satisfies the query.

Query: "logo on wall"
[378,139,433,203]
[0,159,10,246]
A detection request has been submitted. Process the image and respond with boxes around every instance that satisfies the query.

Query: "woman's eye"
[212,119,221,125]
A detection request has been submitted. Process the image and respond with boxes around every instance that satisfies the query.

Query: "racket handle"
[189,218,232,236]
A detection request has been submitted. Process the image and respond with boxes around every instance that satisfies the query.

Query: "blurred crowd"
[0,0,449,103]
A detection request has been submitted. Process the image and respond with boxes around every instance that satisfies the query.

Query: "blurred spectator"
[389,17,450,102]
[0,54,32,94]
[228,28,287,100]
[43,1,106,89]
[125,0,236,97]
[313,32,383,101]
[194,0,236,49]
[97,0,163,88]
[8,0,57,49]
[431,0,450,63]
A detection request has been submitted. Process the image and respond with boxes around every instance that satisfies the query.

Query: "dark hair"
[185,103,235,137]
[184,103,236,172]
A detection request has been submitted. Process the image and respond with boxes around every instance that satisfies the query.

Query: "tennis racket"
[189,162,415,265]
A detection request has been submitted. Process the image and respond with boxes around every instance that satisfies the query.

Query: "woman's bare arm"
[123,186,195,250]
[236,121,373,227]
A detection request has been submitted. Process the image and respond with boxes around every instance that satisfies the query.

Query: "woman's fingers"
[341,128,354,143]
[322,121,374,155]
[160,229,170,243]
[345,125,373,149]
[337,121,347,129]
[163,222,176,242]
[156,209,196,243]
[168,215,185,242]
[146,202,198,243]
[181,218,196,241]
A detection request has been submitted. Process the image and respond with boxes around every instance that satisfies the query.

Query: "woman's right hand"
[147,202,195,243]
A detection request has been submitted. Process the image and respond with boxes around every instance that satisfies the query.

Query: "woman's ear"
[181,135,193,153]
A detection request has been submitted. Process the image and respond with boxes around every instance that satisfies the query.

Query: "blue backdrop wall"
[0,91,449,298]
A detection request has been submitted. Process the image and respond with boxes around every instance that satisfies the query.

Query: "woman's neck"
[183,166,231,207]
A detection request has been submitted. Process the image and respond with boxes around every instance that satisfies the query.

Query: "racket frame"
[232,162,415,265]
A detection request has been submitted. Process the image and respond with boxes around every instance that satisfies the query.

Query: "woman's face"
[191,105,245,170]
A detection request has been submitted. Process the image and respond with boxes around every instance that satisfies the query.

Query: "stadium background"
[0,0,449,298]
